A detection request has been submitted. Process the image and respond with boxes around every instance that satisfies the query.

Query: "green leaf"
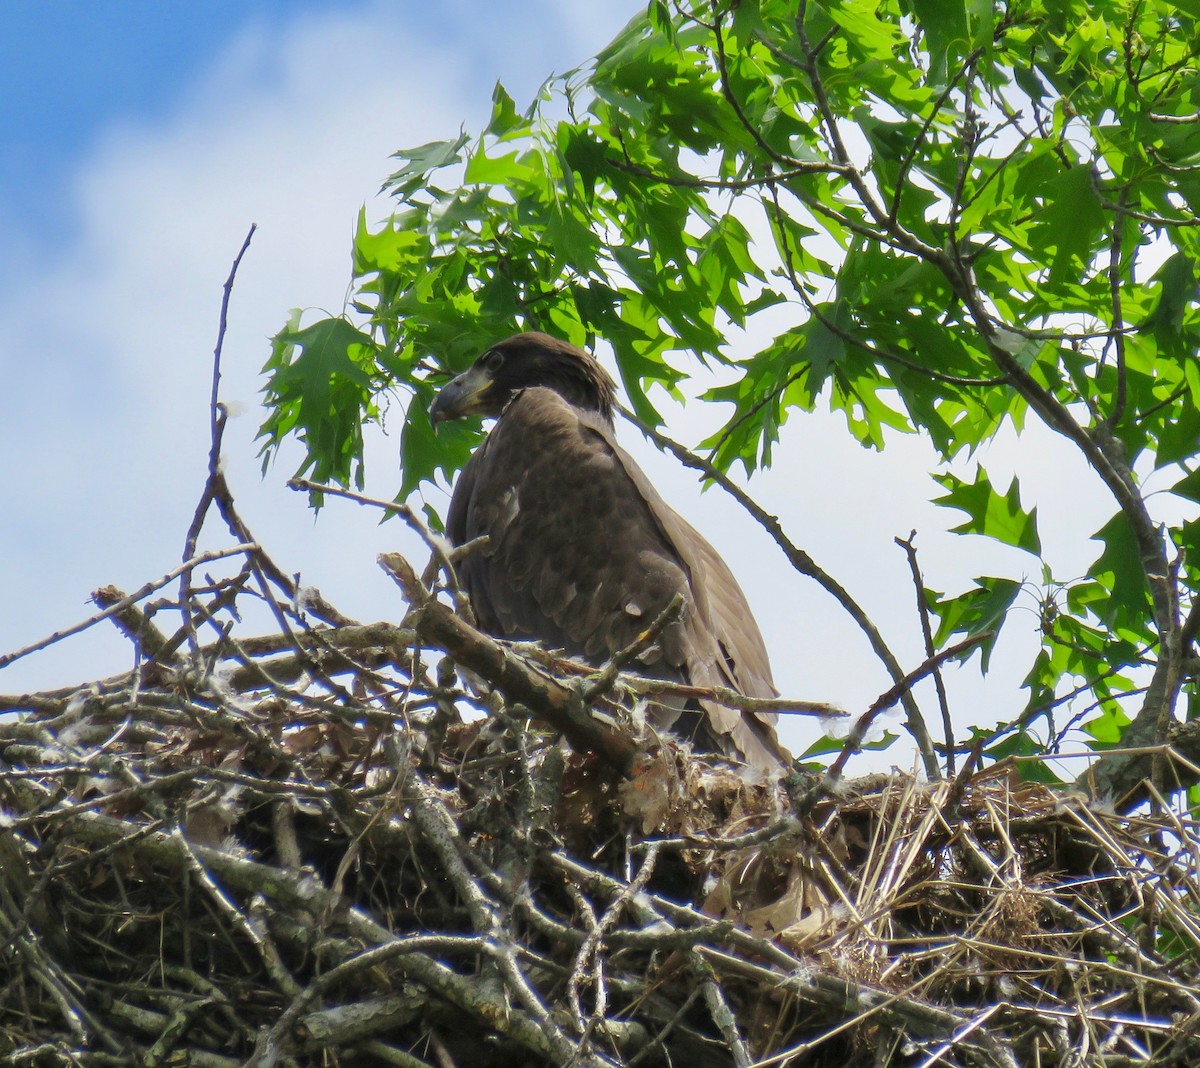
[906,0,968,79]
[398,381,479,498]
[646,0,677,43]
[1155,387,1200,467]
[799,729,897,760]
[354,208,430,275]
[982,731,1065,783]
[463,146,525,185]
[258,317,379,489]
[930,577,1022,672]
[803,303,848,389]
[1034,165,1106,285]
[932,470,1042,555]
[1143,252,1197,356]
[1171,466,1200,505]
[383,132,470,196]
[486,81,522,137]
[1087,514,1150,627]
[1082,699,1132,745]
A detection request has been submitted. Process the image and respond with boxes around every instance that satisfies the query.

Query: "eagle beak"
[430,364,493,427]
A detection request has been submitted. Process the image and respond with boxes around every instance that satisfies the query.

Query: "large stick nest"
[2,539,1200,1068]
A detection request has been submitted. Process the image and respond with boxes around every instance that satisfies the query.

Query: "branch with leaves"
[258,0,1200,807]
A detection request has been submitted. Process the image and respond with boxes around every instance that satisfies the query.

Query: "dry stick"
[549,851,1017,1068]
[623,985,705,1068]
[697,959,751,1068]
[181,223,258,655]
[170,827,293,1003]
[224,471,353,625]
[954,823,1181,1001]
[90,584,177,667]
[895,533,955,775]
[0,911,100,1051]
[509,645,846,719]
[822,631,993,791]
[218,622,421,698]
[169,231,361,718]
[244,896,303,999]
[519,892,734,955]
[571,841,661,1048]
[288,476,476,620]
[618,403,940,780]
[64,810,580,1067]
[941,735,988,820]
[303,1003,435,1068]
[92,585,169,707]
[0,545,257,672]
[249,933,485,1066]
[577,595,683,707]
[258,936,468,1060]
[178,230,350,636]
[406,773,606,1068]
[379,550,641,776]
[152,562,255,667]
[563,882,602,1034]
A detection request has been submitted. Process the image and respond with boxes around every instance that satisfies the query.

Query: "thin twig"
[181,224,257,654]
[0,545,257,671]
[618,402,939,778]
[895,532,954,775]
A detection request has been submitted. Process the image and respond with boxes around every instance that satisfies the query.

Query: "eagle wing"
[446,386,787,770]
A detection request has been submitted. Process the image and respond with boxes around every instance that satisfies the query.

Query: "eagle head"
[430,332,617,426]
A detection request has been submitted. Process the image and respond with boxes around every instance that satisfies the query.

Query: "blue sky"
[2,2,337,258]
[0,1,1120,762]
[0,2,617,272]
[3,5,317,195]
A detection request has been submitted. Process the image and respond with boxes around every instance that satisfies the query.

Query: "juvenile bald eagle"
[430,332,790,772]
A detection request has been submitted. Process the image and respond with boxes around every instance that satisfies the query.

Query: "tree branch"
[618,404,941,780]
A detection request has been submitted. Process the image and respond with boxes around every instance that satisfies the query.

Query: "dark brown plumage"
[430,332,790,772]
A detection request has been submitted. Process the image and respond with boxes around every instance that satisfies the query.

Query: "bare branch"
[618,402,940,779]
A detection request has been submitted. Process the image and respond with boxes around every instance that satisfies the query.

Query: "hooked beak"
[429,363,493,427]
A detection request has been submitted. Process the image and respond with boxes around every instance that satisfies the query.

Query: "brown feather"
[436,334,790,772]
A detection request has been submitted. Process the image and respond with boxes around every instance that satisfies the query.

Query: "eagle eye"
[483,349,505,374]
